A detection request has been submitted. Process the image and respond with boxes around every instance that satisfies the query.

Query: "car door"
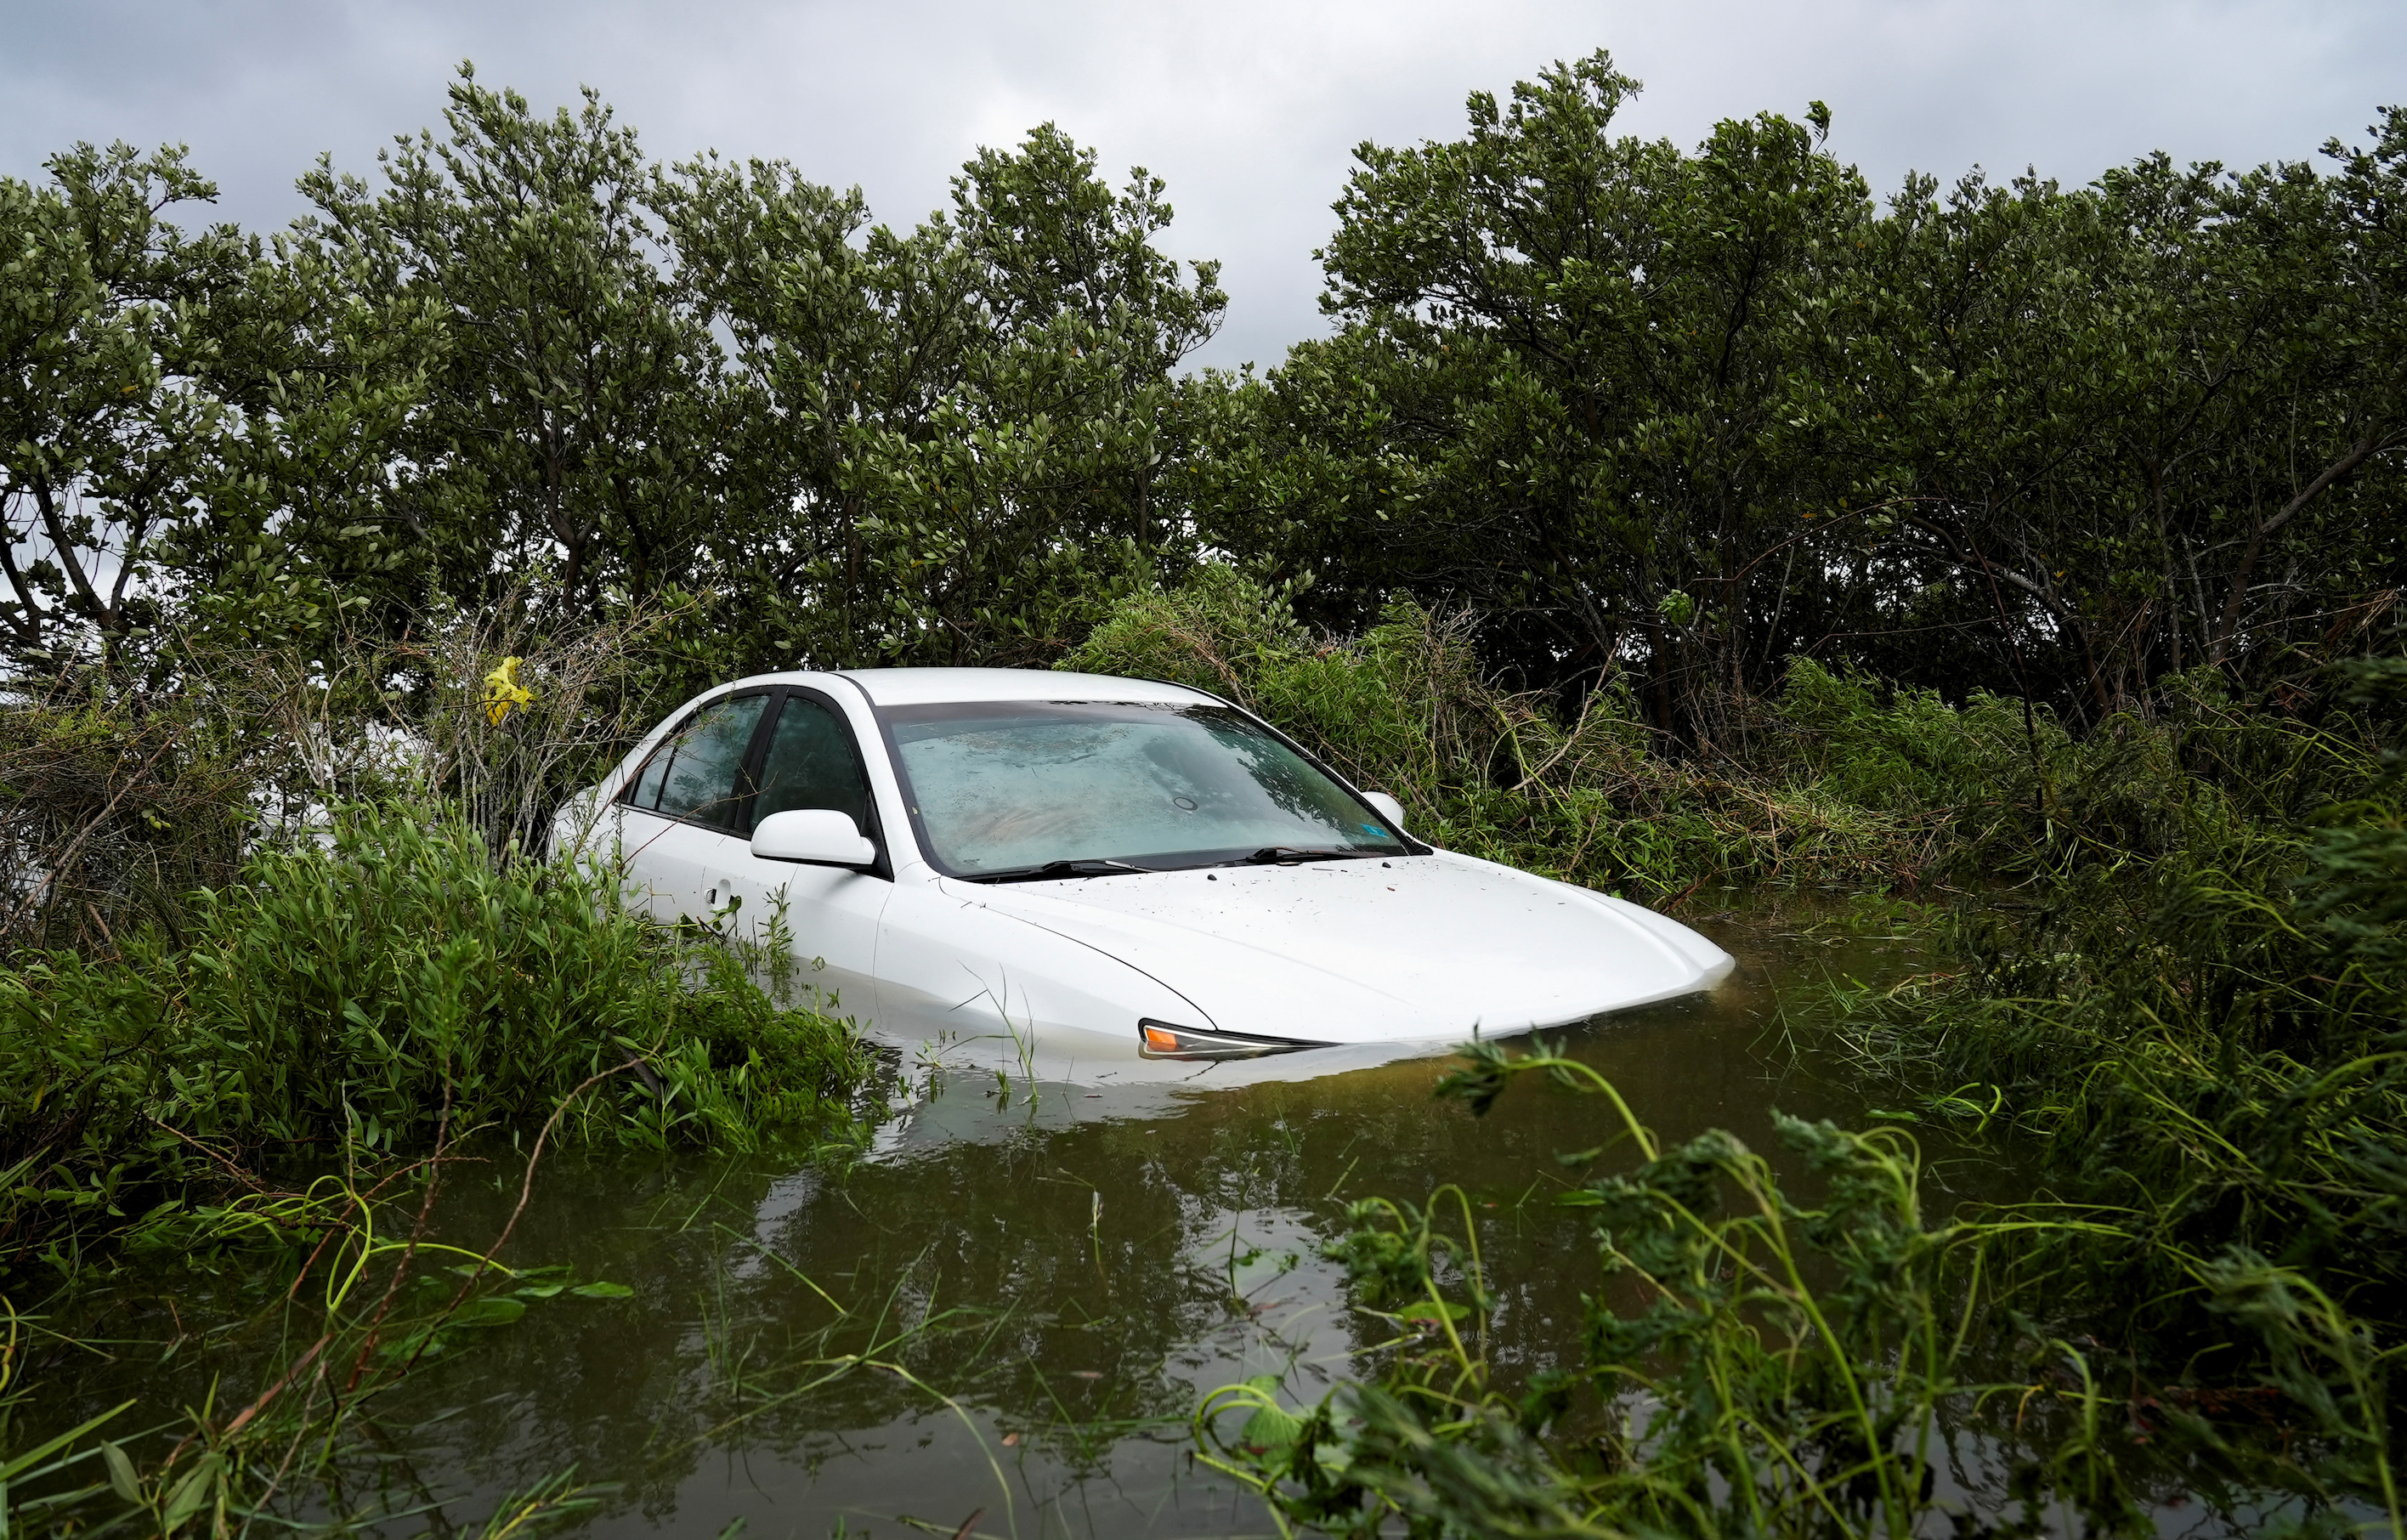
[617,691,773,925]
[706,688,891,1024]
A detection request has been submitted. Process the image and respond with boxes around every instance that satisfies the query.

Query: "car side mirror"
[1362,790,1407,833]
[750,808,877,869]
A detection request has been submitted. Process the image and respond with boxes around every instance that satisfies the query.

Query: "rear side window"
[750,694,873,834]
[624,694,768,830]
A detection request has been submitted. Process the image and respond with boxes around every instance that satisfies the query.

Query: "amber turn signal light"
[1136,1019,1334,1061]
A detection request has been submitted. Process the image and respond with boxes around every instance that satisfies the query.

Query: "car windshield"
[883,699,1409,877]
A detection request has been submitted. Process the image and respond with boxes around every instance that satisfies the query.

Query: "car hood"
[935,852,1733,1045]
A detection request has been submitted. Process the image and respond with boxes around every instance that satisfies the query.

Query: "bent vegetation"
[3,45,2404,1540]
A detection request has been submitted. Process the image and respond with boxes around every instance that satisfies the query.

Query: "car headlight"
[1136,1019,1333,1061]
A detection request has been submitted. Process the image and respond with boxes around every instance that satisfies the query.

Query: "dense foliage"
[7,54,2399,721]
[3,67,1232,682]
[3,42,2404,1540]
[1220,54,2406,740]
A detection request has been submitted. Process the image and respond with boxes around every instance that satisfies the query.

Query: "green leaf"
[1397,1299,1470,1325]
[1239,1402,1305,1453]
[100,1440,140,1505]
[450,1296,527,1327]
[570,1281,634,1299]
[159,1454,219,1529]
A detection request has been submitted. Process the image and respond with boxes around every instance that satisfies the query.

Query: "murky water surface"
[31,905,2124,1535]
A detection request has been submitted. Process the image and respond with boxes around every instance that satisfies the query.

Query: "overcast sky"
[4,0,2401,370]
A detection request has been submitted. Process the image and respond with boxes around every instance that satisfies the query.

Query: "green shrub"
[1066,569,2016,894]
[1773,656,2050,813]
[0,803,872,1274]
[1814,665,2407,1344]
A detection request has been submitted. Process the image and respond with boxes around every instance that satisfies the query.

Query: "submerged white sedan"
[555,669,1733,1080]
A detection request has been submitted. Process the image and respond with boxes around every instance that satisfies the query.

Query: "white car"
[556,669,1733,1081]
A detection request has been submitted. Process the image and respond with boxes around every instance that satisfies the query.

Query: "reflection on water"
[25,905,2097,1536]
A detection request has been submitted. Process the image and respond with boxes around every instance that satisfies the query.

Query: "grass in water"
[1199,1042,2400,1538]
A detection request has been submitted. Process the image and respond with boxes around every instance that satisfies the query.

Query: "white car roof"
[832,667,1223,708]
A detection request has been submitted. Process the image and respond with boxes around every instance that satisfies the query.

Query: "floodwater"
[22,903,2225,1537]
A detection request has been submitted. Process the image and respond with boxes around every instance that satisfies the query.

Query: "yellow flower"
[482,656,533,727]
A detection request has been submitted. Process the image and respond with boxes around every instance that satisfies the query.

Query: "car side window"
[624,694,769,831]
[750,694,873,835]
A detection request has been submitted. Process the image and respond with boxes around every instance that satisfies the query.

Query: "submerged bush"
[0,803,872,1274]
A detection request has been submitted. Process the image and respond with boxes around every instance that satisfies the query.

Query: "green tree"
[295,65,730,619]
[0,144,247,664]
[1214,52,1871,740]
[1217,53,2407,729]
[1815,119,2407,720]
[668,122,1228,667]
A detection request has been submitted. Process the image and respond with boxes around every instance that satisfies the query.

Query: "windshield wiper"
[964,858,1161,884]
[1239,846,1373,865]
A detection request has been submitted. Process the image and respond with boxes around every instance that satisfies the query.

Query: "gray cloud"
[5,0,2400,369]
